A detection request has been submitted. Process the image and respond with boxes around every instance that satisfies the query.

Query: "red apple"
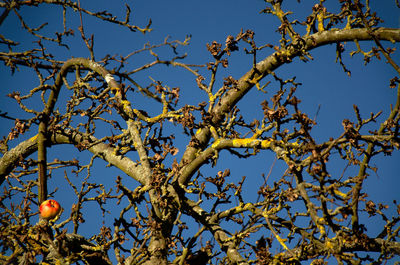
[39,199,61,220]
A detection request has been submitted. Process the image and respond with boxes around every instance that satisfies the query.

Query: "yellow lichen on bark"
[232,138,256,148]
[261,139,273,149]
[317,13,325,32]
[29,134,38,142]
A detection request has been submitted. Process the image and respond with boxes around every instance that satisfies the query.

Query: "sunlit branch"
[178,27,400,187]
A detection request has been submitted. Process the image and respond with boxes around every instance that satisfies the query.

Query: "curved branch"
[0,57,148,187]
[216,28,400,117]
[36,58,124,202]
[177,27,400,186]
[0,130,147,185]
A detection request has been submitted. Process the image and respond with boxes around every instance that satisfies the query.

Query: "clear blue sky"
[1,0,399,262]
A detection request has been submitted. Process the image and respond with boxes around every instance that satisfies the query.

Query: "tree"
[0,0,399,264]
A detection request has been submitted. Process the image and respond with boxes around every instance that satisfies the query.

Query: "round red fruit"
[39,199,61,220]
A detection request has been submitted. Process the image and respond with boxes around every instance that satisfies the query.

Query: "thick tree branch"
[0,130,147,185]
[177,27,400,186]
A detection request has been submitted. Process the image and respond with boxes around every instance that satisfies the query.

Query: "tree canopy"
[0,0,400,264]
